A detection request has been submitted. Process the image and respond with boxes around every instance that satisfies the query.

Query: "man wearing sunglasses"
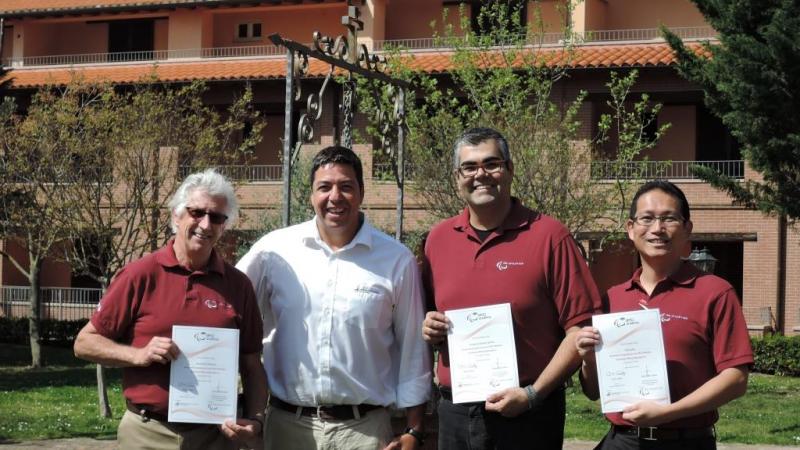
[421,127,603,449]
[74,169,266,450]
[575,180,752,449]
[237,146,430,450]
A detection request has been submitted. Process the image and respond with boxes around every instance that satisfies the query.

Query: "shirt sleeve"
[90,267,139,341]
[710,287,754,372]
[392,253,433,408]
[549,233,604,330]
[236,270,265,355]
[236,238,278,350]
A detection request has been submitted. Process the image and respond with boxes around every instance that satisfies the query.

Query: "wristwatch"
[404,427,425,446]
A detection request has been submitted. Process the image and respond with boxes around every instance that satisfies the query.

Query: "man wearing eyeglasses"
[575,180,752,449]
[421,127,603,449]
[74,169,266,450]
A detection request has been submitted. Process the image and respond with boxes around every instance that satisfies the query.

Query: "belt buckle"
[637,426,657,441]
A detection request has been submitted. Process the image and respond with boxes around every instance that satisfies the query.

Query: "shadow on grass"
[0,344,122,390]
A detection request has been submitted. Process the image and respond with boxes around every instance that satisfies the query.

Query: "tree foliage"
[365,2,667,246]
[664,0,800,221]
[0,76,262,413]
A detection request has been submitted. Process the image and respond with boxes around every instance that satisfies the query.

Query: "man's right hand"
[422,311,449,345]
[575,326,600,363]
[134,336,179,366]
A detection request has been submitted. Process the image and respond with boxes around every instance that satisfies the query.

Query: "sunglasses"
[185,207,228,225]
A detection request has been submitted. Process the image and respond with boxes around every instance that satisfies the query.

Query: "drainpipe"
[776,214,787,334]
[0,18,4,65]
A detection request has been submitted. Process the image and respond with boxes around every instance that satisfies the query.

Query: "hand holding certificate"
[592,309,670,413]
[446,303,519,404]
[168,325,239,424]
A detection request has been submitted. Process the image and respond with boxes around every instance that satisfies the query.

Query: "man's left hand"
[383,433,419,450]
[484,387,529,418]
[220,418,262,448]
[621,400,671,427]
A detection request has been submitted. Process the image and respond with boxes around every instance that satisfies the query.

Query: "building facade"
[1,0,798,335]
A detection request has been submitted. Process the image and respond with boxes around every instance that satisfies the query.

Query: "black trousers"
[595,427,717,450]
[437,388,566,450]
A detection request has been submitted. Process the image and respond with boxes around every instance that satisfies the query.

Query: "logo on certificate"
[612,316,640,328]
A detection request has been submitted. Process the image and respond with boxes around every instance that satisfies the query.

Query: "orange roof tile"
[0,43,707,89]
[0,0,323,16]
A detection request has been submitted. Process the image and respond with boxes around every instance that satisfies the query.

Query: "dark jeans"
[437,388,566,450]
[595,427,716,450]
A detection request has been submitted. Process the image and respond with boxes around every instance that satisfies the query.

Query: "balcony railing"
[591,160,744,180]
[0,286,102,321]
[2,44,296,68]
[373,26,717,51]
[2,26,717,69]
[179,165,283,182]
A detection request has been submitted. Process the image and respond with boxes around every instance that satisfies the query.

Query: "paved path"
[1,439,798,449]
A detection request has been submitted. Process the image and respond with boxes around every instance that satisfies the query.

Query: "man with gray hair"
[75,169,267,449]
[421,127,603,449]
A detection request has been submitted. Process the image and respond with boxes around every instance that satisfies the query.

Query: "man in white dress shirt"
[237,146,431,450]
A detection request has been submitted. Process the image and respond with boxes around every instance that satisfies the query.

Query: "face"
[626,189,692,262]
[311,162,363,245]
[172,189,228,260]
[455,139,513,209]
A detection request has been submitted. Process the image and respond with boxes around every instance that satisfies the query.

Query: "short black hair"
[629,180,691,221]
[309,146,364,193]
[453,127,511,169]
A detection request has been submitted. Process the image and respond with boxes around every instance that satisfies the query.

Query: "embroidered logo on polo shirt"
[660,313,688,322]
[204,299,219,309]
[496,261,524,271]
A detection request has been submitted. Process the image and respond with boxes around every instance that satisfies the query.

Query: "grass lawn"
[0,344,124,442]
[1,344,799,446]
[562,372,800,446]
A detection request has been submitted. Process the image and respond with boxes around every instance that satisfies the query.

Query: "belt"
[269,397,382,421]
[126,401,168,422]
[613,425,715,441]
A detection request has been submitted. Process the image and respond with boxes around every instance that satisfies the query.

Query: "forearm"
[531,326,582,396]
[74,327,140,367]
[661,366,749,423]
[240,353,268,419]
[579,359,600,400]
[404,403,426,431]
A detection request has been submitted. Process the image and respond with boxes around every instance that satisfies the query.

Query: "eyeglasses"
[631,215,684,227]
[456,158,507,177]
[185,207,228,225]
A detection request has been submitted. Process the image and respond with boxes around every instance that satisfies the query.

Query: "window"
[236,22,262,41]
[108,19,155,61]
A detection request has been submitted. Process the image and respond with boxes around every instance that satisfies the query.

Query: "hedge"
[0,317,88,347]
[750,335,800,376]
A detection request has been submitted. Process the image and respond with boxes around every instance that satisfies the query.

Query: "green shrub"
[751,335,800,376]
[0,317,88,347]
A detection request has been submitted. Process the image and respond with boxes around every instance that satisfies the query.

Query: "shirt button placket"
[320,255,337,402]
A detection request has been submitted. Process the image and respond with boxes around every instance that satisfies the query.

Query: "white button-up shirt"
[236,217,431,408]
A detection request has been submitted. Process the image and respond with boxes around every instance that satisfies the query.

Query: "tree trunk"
[27,261,42,368]
[96,284,111,418]
[97,364,112,418]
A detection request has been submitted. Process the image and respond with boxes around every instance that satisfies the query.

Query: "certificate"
[592,309,670,413]
[446,303,519,404]
[168,325,240,424]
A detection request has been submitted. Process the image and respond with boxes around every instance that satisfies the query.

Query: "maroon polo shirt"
[91,240,263,415]
[604,262,753,428]
[423,200,603,389]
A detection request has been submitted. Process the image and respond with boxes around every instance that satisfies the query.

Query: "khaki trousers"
[117,410,237,450]
[263,405,393,450]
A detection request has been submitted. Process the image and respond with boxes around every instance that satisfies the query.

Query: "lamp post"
[687,247,718,273]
